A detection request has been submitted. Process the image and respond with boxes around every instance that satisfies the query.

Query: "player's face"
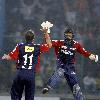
[65,32,73,40]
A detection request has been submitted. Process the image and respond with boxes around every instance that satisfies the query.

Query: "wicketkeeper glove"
[41,21,53,33]
[89,54,98,62]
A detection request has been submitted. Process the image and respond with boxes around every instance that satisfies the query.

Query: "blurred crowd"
[0,0,100,95]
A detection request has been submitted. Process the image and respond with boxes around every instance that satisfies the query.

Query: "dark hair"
[64,28,74,38]
[25,30,35,42]
[64,28,73,34]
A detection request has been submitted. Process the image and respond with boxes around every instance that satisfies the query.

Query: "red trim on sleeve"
[75,42,91,57]
[8,44,19,60]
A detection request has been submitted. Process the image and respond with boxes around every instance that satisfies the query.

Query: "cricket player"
[2,21,52,100]
[42,27,98,100]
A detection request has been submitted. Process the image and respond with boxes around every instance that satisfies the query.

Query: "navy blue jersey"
[9,42,49,70]
[52,40,91,64]
[17,43,40,70]
[58,45,76,64]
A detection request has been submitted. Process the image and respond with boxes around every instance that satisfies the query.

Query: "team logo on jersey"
[61,46,74,55]
[25,46,34,52]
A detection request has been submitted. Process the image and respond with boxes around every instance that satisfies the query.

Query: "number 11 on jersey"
[23,54,33,69]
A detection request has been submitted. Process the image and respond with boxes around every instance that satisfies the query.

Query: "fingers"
[41,21,53,34]
[95,55,98,62]
[2,54,7,59]
[40,28,50,33]
[41,21,53,29]
[89,54,98,62]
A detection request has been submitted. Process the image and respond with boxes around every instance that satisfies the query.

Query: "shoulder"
[18,43,24,46]
[52,40,64,42]
[73,40,81,49]
[35,44,48,48]
[39,44,49,47]
[52,40,64,44]
[34,43,40,46]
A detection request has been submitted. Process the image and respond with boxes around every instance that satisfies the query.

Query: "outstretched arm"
[76,42,98,62]
[2,54,12,60]
[2,44,19,60]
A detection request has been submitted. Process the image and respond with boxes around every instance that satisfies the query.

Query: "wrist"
[44,33,50,39]
[89,54,95,60]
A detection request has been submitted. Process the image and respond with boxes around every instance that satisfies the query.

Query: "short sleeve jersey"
[8,42,49,70]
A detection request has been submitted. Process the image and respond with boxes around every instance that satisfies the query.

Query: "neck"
[26,41,34,43]
[66,38,72,41]
[64,39,73,46]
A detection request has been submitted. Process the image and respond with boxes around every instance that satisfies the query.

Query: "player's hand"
[40,27,48,34]
[41,21,53,33]
[89,54,98,62]
[95,55,98,62]
[2,54,11,60]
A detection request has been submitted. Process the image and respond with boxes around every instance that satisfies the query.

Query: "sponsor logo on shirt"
[25,46,34,52]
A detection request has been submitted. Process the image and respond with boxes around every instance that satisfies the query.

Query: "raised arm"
[41,21,53,48]
[41,28,52,48]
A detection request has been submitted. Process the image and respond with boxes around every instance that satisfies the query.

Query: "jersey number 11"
[23,54,33,69]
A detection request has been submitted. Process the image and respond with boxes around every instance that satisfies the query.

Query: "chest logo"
[25,46,34,52]
[60,46,75,55]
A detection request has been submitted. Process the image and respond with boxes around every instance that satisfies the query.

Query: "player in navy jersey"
[42,28,98,100]
[2,27,52,100]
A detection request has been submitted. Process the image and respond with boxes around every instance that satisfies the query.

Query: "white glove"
[95,55,98,62]
[41,21,53,33]
[89,54,98,62]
